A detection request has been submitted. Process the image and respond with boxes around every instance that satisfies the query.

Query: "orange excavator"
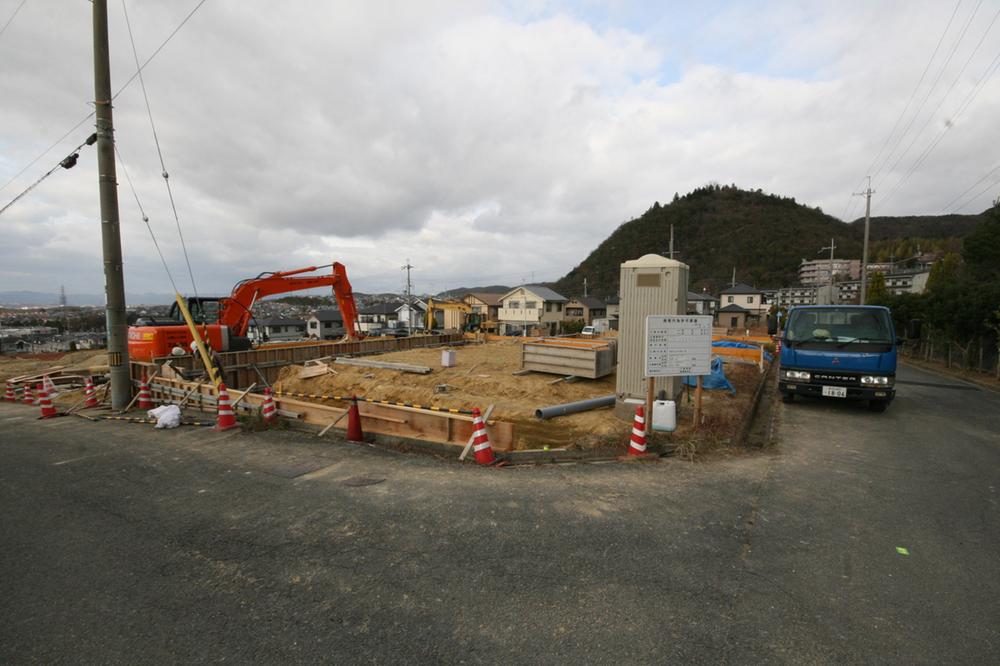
[128,262,362,361]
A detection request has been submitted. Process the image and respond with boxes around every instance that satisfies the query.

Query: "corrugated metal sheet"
[616,254,689,401]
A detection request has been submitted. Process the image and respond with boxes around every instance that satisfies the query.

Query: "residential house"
[357,303,399,333]
[686,291,718,315]
[717,304,749,331]
[395,300,427,329]
[462,292,502,329]
[248,317,307,342]
[718,283,768,323]
[306,309,344,339]
[564,296,607,325]
[497,285,569,335]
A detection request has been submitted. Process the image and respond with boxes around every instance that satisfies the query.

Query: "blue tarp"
[712,340,774,362]
[684,356,736,394]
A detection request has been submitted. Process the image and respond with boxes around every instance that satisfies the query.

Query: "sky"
[1,0,999,300]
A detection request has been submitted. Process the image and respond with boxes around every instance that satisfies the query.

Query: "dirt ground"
[275,339,765,450]
[0,351,108,383]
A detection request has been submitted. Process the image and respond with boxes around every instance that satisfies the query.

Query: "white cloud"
[1,0,998,296]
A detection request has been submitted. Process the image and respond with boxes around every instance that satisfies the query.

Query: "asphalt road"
[1,361,997,664]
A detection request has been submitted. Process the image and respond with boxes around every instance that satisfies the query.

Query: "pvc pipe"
[535,394,616,420]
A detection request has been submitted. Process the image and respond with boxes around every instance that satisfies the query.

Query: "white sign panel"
[644,315,713,377]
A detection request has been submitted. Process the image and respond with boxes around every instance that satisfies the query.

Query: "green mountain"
[551,184,985,299]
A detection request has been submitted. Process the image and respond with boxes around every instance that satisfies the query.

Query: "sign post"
[644,315,713,432]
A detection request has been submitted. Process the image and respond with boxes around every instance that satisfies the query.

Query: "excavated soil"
[275,339,763,450]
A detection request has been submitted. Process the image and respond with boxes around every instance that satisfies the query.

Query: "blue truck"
[770,305,899,412]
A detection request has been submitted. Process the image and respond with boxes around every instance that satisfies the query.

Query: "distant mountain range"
[550,184,985,298]
[0,291,177,307]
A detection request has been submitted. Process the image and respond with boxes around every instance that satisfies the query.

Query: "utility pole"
[731,267,736,288]
[669,224,674,259]
[583,277,588,298]
[401,259,414,303]
[854,178,874,304]
[93,0,130,409]
[820,238,837,304]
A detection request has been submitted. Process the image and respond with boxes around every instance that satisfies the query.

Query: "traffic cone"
[627,405,647,456]
[260,387,276,424]
[83,377,99,408]
[22,383,33,405]
[43,374,59,399]
[346,395,364,442]
[4,382,15,402]
[137,374,153,409]
[34,383,42,406]
[470,407,495,465]
[213,383,240,431]
[37,386,58,419]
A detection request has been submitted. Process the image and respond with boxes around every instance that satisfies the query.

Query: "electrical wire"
[0,0,208,197]
[0,0,27,40]
[0,134,95,217]
[114,144,181,294]
[870,0,982,187]
[840,0,962,221]
[875,2,999,192]
[952,176,1000,212]
[939,163,1000,212]
[121,0,200,301]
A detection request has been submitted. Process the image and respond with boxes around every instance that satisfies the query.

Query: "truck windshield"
[785,307,893,348]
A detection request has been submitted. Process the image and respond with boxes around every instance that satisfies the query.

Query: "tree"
[962,202,1000,281]
[867,271,889,304]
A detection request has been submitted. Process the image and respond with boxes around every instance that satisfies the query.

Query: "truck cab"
[774,305,898,412]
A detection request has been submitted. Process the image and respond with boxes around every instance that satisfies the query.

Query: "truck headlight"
[782,369,811,381]
[861,375,892,386]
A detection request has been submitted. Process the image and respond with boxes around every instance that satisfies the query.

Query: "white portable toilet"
[615,254,689,419]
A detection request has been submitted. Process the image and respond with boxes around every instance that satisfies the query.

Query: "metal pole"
[93,0,131,409]
[860,179,872,304]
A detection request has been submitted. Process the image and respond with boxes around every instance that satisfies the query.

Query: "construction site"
[1,256,774,463]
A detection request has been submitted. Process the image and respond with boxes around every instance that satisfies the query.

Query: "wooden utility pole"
[820,238,837,304]
[856,178,874,304]
[93,0,131,409]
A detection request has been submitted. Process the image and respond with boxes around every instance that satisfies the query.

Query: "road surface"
[1,361,997,663]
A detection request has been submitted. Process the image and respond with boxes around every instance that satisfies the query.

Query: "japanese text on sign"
[644,315,712,377]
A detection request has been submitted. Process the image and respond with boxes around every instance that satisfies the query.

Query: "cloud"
[1,0,998,296]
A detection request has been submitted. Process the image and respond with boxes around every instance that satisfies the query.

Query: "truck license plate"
[822,386,847,398]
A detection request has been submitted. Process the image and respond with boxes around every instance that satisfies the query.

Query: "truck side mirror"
[906,319,923,339]
[767,315,778,336]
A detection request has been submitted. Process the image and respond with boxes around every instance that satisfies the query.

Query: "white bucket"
[651,399,676,432]
[441,349,456,367]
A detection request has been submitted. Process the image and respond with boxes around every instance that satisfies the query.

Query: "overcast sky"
[2,0,999,299]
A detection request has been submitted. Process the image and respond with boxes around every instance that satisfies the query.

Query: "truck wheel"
[781,393,795,404]
[867,399,888,412]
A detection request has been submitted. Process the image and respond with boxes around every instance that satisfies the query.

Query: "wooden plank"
[334,358,431,374]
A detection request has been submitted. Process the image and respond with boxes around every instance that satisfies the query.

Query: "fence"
[906,333,1000,379]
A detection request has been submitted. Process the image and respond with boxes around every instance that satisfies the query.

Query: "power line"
[0,133,96,217]
[0,0,209,197]
[121,0,200,300]
[840,0,962,221]
[940,162,1000,212]
[875,3,999,192]
[871,0,983,187]
[0,0,27,40]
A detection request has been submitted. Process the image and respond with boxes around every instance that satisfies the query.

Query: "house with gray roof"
[497,285,569,336]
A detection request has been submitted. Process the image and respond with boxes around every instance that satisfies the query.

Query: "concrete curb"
[738,361,775,448]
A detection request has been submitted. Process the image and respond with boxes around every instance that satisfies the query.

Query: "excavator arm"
[220,262,361,338]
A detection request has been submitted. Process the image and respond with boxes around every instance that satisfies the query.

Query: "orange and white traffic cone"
[260,387,276,424]
[33,383,42,406]
[470,407,495,465]
[346,395,364,442]
[137,374,153,409]
[213,383,240,431]
[43,374,59,399]
[4,382,15,402]
[37,386,58,419]
[627,405,647,456]
[22,383,34,405]
[82,377,99,408]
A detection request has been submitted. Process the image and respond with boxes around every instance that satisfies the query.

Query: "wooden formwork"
[147,375,514,451]
[132,333,464,388]
[521,338,617,379]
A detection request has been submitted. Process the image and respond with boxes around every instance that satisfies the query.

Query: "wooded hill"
[551,184,985,298]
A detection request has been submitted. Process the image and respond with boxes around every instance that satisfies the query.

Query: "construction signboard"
[644,315,712,377]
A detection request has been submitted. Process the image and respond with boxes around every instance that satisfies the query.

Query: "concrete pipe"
[534,395,616,420]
